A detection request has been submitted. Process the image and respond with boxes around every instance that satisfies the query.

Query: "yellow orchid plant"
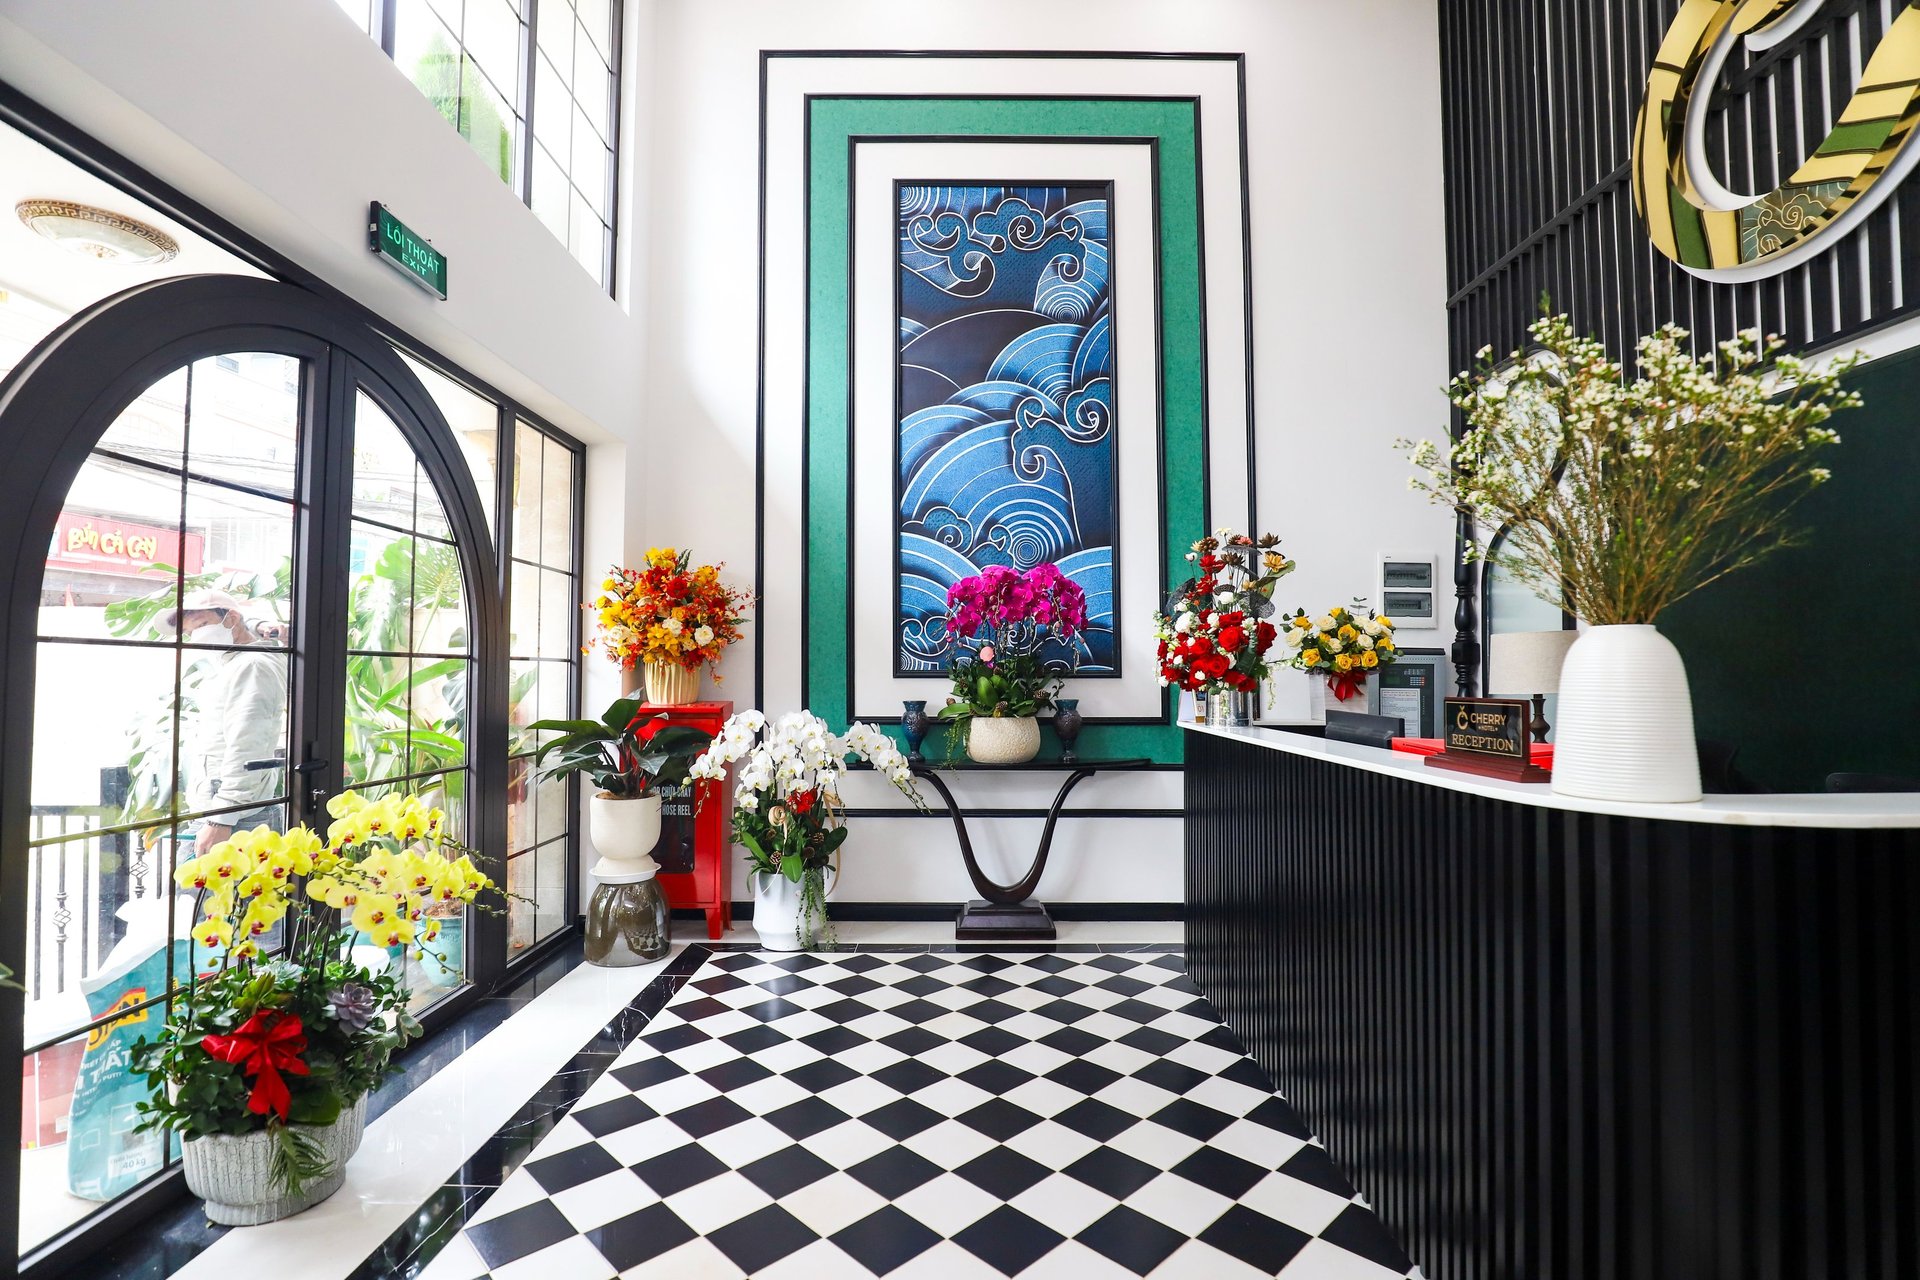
[136,791,510,1192]
[172,791,493,965]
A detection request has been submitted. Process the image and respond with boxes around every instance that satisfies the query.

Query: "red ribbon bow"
[1328,670,1368,703]
[201,1011,310,1120]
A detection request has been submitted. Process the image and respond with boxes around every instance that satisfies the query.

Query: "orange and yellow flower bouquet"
[589,547,753,684]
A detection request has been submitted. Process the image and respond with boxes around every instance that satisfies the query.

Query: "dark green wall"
[1662,344,1920,792]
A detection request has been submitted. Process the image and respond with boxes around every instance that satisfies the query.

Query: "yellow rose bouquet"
[1280,603,1398,707]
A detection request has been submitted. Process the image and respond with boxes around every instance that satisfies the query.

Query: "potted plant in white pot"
[130,792,503,1225]
[690,711,924,949]
[527,697,714,879]
[1404,315,1862,802]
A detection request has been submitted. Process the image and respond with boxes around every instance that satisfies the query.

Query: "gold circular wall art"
[1634,0,1920,281]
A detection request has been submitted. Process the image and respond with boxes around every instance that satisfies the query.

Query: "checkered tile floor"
[422,951,1416,1278]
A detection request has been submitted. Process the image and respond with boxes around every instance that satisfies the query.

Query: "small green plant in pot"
[529,697,713,870]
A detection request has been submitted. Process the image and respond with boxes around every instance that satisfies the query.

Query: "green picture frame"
[802,96,1209,763]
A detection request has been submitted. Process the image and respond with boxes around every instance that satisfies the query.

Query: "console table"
[910,757,1151,940]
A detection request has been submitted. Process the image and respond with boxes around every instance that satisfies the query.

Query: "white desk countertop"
[1183,721,1920,830]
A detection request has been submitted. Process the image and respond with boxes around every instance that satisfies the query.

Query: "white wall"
[640,0,1453,904]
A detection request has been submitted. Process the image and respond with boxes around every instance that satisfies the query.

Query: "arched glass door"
[0,278,502,1267]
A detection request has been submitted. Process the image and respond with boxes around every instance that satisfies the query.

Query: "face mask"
[188,622,229,645]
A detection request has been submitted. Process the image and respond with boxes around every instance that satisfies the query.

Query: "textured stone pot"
[967,715,1041,764]
[181,1095,366,1226]
[644,661,699,705]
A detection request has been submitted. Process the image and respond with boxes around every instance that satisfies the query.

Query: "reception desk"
[1183,722,1920,1280]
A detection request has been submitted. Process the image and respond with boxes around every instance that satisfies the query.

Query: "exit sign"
[368,202,447,299]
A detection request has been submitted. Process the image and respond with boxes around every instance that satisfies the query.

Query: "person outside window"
[163,588,288,854]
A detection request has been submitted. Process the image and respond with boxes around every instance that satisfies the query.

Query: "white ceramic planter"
[751,870,804,951]
[181,1095,366,1226]
[967,715,1041,764]
[588,793,662,879]
[1550,624,1703,803]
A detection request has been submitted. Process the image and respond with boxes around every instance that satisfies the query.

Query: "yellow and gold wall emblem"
[1634,0,1920,280]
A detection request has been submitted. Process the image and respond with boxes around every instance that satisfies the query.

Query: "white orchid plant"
[690,711,924,946]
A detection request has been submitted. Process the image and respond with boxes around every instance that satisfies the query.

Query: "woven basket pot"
[181,1094,367,1225]
[644,661,700,705]
[967,715,1041,764]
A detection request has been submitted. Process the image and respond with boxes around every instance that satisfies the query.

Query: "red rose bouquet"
[1153,529,1292,694]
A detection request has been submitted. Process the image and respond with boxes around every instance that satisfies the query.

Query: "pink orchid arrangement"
[945,563,1089,642]
[937,564,1087,738]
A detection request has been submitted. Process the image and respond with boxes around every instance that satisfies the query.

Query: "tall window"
[334,0,620,291]
[506,421,581,953]
[1,104,592,1270]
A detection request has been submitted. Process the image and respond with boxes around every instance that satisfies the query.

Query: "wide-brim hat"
[161,588,243,631]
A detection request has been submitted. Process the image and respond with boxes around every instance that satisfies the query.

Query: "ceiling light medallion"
[14,200,180,264]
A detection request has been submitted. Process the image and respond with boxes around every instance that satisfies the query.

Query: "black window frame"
[363,0,623,295]
[0,79,591,1277]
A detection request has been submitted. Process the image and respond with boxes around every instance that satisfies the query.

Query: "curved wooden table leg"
[917,766,1099,939]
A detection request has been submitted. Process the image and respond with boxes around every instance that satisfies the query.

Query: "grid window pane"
[509,562,539,660]
[533,51,569,156]
[540,437,575,566]
[573,21,610,141]
[534,841,566,939]
[575,0,613,64]
[502,413,581,957]
[570,107,608,219]
[569,197,606,280]
[536,1,573,85]
[459,56,518,186]
[185,353,302,499]
[402,354,500,536]
[507,850,536,952]
[530,144,570,243]
[538,569,574,660]
[511,420,543,562]
[21,355,308,1252]
[346,0,616,291]
[395,0,463,133]
[463,0,525,105]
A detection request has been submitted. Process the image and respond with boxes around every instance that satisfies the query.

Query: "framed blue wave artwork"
[894,181,1119,677]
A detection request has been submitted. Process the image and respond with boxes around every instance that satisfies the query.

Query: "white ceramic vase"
[1311,673,1377,722]
[181,1095,367,1225]
[588,793,663,880]
[751,870,805,951]
[967,715,1041,764]
[1550,624,1702,803]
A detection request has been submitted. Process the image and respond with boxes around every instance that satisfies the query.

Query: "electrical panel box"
[1379,554,1439,629]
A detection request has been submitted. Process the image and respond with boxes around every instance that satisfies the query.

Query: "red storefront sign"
[47,512,203,577]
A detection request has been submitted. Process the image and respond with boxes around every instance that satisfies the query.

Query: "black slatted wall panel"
[1186,730,1920,1280]
[1440,0,1913,373]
